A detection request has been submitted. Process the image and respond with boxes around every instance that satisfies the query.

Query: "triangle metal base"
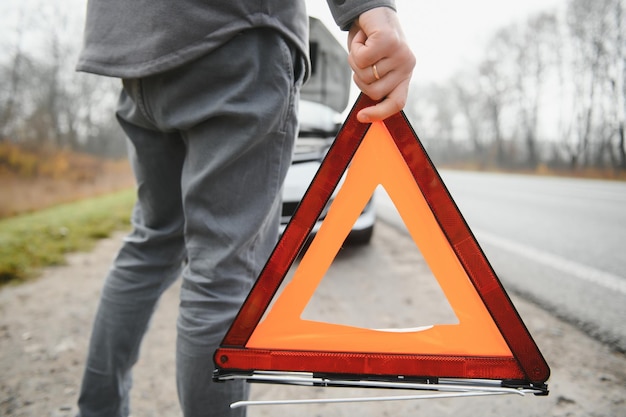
[216,371,548,408]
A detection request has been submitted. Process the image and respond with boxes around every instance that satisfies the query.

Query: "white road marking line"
[475,229,626,296]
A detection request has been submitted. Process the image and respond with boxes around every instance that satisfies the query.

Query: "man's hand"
[348,7,415,122]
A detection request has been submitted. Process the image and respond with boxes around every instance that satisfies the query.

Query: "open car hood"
[301,17,352,114]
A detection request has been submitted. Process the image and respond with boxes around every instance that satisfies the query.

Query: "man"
[75,1,415,416]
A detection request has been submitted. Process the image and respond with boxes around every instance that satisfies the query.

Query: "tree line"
[408,0,625,173]
[0,3,125,158]
[1,1,624,173]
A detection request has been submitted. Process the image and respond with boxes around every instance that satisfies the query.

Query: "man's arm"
[348,7,415,122]
[326,2,415,122]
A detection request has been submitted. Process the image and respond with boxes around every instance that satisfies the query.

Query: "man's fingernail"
[358,112,371,123]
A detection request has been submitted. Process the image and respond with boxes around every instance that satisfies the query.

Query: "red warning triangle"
[214,94,550,385]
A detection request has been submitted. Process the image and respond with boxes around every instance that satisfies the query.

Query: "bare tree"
[452,73,488,166]
[0,9,29,141]
[610,0,625,170]
[566,0,614,168]
[513,12,560,169]
[404,0,625,173]
[0,2,124,157]
[479,27,515,168]
[72,73,126,157]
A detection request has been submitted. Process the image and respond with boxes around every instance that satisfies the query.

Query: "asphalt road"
[2,204,625,416]
[376,170,626,352]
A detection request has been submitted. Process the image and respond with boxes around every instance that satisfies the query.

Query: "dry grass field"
[0,143,134,218]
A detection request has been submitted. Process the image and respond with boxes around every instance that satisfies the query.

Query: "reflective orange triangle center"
[246,121,510,356]
[215,94,550,385]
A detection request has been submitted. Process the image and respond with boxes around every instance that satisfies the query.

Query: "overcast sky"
[306,0,567,83]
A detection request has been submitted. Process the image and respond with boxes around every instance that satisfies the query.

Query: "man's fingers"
[351,57,390,86]
[346,7,416,123]
[356,84,409,123]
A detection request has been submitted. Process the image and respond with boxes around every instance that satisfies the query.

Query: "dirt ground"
[1,222,625,417]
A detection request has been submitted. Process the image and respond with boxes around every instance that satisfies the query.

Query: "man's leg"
[133,29,303,417]
[77,88,188,417]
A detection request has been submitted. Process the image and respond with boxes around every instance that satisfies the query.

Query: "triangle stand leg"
[223,373,546,408]
[220,372,548,408]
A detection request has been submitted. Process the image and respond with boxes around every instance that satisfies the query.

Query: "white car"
[279,17,376,245]
[279,100,376,245]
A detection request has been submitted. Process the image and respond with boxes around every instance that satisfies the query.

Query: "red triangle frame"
[214,94,550,385]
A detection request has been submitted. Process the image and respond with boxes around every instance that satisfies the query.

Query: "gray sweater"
[76,0,395,79]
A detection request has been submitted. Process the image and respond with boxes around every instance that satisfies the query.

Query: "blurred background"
[1,2,625,416]
[1,0,624,217]
[312,0,625,176]
[0,0,626,205]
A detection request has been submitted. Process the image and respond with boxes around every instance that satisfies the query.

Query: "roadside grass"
[0,188,135,286]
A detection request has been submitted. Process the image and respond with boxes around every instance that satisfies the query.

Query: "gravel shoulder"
[1,222,625,417]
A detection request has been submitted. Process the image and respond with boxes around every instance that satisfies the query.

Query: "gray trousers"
[77,29,303,417]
